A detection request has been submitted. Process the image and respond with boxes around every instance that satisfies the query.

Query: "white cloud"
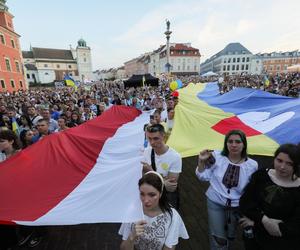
[95,0,300,68]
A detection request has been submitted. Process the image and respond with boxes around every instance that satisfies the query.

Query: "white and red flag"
[0,106,148,225]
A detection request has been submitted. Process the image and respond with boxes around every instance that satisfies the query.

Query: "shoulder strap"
[151,148,156,171]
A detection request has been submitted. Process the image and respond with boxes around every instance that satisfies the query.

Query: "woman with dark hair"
[68,112,82,127]
[0,129,21,161]
[19,115,33,131]
[119,171,189,250]
[239,143,300,250]
[195,129,258,250]
[19,129,34,148]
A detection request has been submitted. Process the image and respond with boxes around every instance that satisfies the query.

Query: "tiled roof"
[31,47,75,60]
[216,42,252,57]
[170,43,199,51]
[22,51,34,58]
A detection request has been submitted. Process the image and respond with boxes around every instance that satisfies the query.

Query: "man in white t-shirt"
[142,124,182,208]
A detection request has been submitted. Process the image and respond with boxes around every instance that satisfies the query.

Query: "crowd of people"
[0,73,300,250]
[216,72,300,97]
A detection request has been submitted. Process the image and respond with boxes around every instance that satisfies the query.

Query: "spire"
[0,0,8,11]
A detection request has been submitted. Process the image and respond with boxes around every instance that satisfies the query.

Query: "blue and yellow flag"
[168,82,300,157]
[64,75,77,90]
[12,117,20,136]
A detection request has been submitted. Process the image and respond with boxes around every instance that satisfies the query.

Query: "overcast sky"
[8,0,300,70]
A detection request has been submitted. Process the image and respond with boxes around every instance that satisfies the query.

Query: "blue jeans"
[207,198,239,250]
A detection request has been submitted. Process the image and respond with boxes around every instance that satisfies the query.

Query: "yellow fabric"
[66,79,77,90]
[167,83,279,158]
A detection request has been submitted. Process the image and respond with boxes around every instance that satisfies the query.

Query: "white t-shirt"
[119,208,189,249]
[143,147,182,177]
[0,152,6,162]
[195,151,258,207]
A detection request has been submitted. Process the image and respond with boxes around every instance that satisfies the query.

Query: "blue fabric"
[198,83,300,144]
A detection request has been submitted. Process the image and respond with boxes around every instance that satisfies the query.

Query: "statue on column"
[166,19,170,31]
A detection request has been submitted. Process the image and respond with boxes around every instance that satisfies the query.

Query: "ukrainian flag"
[12,117,20,136]
[64,75,77,90]
[167,82,300,157]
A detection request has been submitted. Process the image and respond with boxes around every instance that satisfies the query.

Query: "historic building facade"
[200,43,253,76]
[22,39,93,84]
[123,43,201,77]
[0,0,26,92]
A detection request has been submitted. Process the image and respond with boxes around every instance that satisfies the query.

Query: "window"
[0,80,5,89]
[15,61,20,72]
[11,39,15,48]
[232,65,235,70]
[44,64,48,68]
[194,65,197,71]
[0,33,5,44]
[224,58,227,63]
[27,74,30,79]
[10,80,15,88]
[241,65,245,70]
[237,58,240,63]
[246,57,250,62]
[233,58,236,63]
[32,74,35,78]
[242,57,245,62]
[5,58,11,71]
[45,72,49,75]
[83,58,87,62]
[277,65,280,71]
[228,58,231,63]
[68,65,72,69]
[246,65,249,70]
[223,65,226,71]
[236,65,239,70]
[178,66,180,70]
[227,65,230,70]
[187,65,190,70]
[57,64,60,68]
[19,81,23,88]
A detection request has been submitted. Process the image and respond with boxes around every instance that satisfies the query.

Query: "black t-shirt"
[240,169,300,250]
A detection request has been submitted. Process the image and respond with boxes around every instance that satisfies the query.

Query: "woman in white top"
[195,129,258,250]
[119,171,189,250]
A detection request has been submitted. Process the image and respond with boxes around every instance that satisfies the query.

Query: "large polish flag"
[0,106,148,225]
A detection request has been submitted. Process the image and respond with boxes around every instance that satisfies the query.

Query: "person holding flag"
[64,74,78,90]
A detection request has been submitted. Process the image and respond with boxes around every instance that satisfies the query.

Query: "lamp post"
[164,19,172,74]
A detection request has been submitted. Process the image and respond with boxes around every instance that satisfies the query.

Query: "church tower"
[76,38,92,82]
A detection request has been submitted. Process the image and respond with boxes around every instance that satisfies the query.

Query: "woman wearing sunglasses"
[195,129,258,250]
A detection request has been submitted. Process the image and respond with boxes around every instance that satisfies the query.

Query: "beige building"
[260,50,300,75]
[124,43,201,77]
[22,39,92,84]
